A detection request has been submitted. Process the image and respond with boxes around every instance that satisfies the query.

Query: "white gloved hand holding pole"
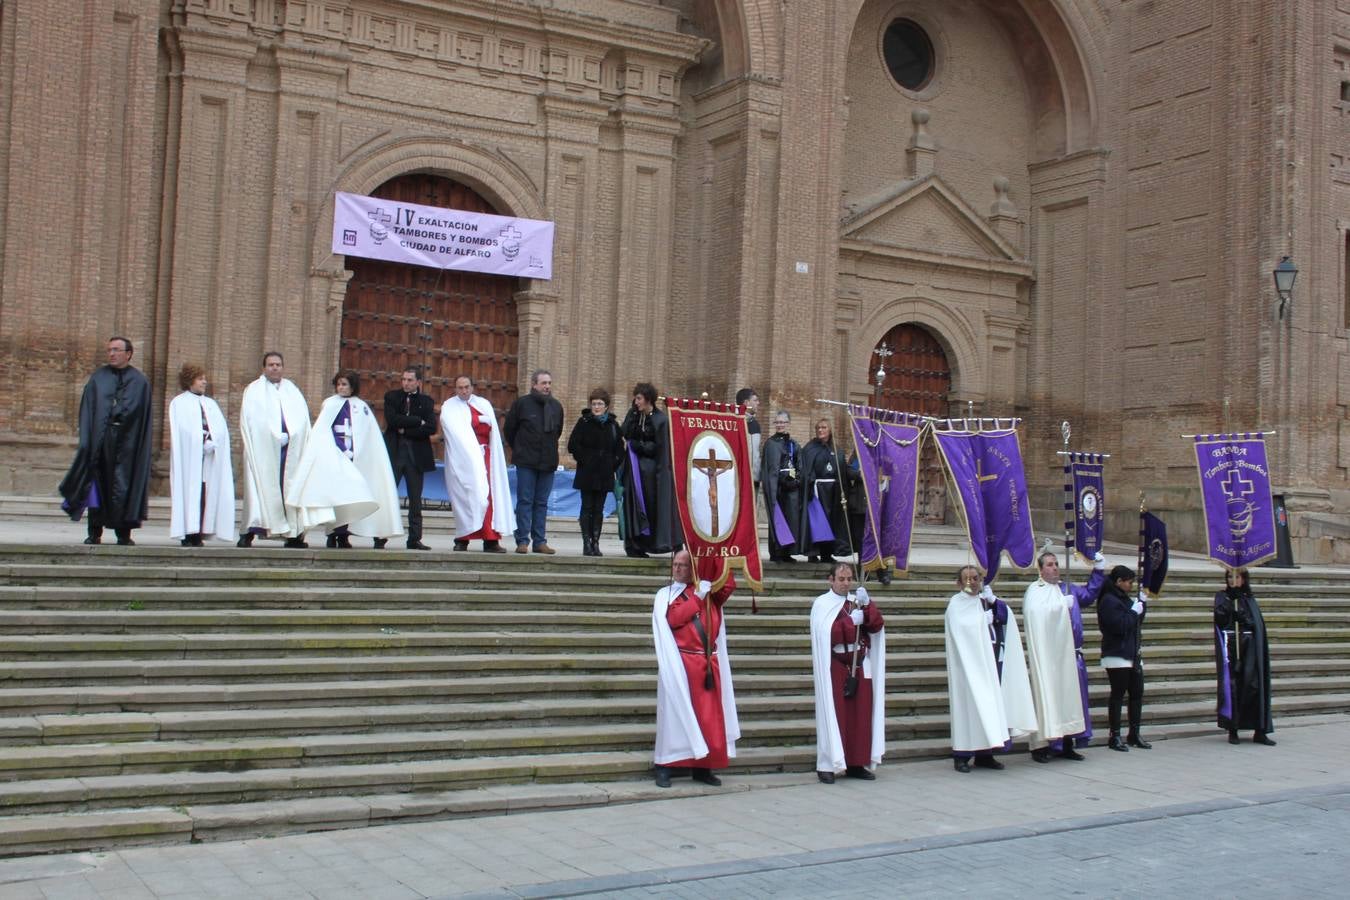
[849,609,864,626]
[695,580,712,599]
[854,586,870,607]
[1093,551,1107,571]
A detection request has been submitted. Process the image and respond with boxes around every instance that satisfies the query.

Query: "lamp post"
[1273,256,1298,320]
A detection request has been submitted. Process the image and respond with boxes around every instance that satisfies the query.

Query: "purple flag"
[933,427,1035,583]
[1193,434,1277,569]
[1067,453,1105,562]
[849,409,922,574]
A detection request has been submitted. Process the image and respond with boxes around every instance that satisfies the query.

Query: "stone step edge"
[5,712,1346,858]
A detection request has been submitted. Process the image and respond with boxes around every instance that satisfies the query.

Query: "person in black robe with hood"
[799,418,853,564]
[619,383,681,557]
[1214,567,1275,745]
[761,409,805,563]
[567,387,624,556]
[59,336,153,545]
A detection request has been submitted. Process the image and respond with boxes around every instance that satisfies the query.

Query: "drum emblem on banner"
[1222,470,1256,537]
[687,432,738,542]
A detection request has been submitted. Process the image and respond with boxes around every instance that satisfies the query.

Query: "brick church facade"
[1,0,1348,560]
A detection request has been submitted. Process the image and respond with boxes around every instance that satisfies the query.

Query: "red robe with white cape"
[439,394,514,540]
[810,590,887,773]
[652,580,740,766]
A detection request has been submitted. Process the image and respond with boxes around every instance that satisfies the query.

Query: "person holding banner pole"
[1022,548,1107,762]
[810,561,885,783]
[800,419,853,565]
[651,550,739,788]
[1214,568,1275,745]
[1096,565,1151,751]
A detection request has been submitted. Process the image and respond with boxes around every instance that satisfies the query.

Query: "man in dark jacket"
[382,367,438,550]
[504,369,564,554]
[59,336,153,545]
[1096,565,1150,751]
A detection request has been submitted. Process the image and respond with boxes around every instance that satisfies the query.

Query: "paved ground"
[0,718,1344,899]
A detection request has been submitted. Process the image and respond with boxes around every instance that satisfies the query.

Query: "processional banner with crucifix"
[666,399,763,593]
[1193,433,1277,569]
[932,426,1036,584]
[848,406,924,575]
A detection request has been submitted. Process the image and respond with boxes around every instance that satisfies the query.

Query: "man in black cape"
[761,409,805,563]
[619,383,681,557]
[59,336,153,545]
[1214,568,1275,745]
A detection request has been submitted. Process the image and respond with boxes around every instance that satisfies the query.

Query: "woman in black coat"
[619,383,682,557]
[1097,565,1151,751]
[566,388,624,557]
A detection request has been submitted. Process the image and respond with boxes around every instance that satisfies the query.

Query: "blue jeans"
[514,467,555,548]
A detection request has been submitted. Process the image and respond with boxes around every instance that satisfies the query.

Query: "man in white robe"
[237,351,311,548]
[1022,549,1107,761]
[440,375,513,551]
[810,562,886,783]
[286,371,403,548]
[944,566,1036,772]
[652,550,739,788]
[167,364,236,546]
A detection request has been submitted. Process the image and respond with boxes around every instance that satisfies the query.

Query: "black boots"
[1108,734,1129,752]
[1127,732,1152,750]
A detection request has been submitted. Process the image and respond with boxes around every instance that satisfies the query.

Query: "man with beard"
[1021,548,1106,762]
[651,550,739,788]
[1215,568,1275,745]
[810,562,886,783]
[237,351,311,548]
[944,566,1036,773]
[799,418,853,564]
[60,336,153,545]
[761,410,805,563]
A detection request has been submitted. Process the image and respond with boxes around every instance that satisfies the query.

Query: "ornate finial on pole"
[1060,420,1071,449]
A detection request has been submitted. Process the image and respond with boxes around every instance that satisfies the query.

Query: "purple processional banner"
[332,191,555,279]
[1066,452,1105,563]
[933,427,1036,584]
[1139,511,1169,597]
[848,407,923,574]
[1193,433,1278,569]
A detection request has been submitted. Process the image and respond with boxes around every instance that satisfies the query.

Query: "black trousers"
[578,489,607,539]
[393,459,425,542]
[87,506,132,542]
[1106,663,1145,735]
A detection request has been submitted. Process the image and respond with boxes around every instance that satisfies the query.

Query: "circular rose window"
[883,19,935,92]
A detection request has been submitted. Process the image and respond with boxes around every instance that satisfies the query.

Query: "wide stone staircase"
[1,541,1348,856]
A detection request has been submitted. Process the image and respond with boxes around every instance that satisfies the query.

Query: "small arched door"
[339,173,519,422]
[869,323,952,523]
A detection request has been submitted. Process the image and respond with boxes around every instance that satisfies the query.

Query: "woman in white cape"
[167,363,236,545]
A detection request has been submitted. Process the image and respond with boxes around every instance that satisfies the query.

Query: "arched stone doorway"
[339,173,520,420]
[870,322,951,523]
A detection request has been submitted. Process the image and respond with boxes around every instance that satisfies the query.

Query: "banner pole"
[1061,421,1071,576]
[1137,493,1147,590]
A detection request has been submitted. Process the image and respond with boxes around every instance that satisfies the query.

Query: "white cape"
[239,376,310,538]
[167,391,237,541]
[810,590,887,773]
[285,395,403,538]
[1021,580,1086,747]
[944,591,1036,753]
[652,582,740,765]
[440,394,514,539]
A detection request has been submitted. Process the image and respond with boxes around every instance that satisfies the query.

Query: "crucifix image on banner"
[688,433,737,542]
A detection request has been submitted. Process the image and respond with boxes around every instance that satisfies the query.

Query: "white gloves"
[1093,551,1106,571]
[278,432,290,447]
[1131,600,1145,615]
[979,585,995,603]
[849,609,864,626]
[1137,590,1149,605]
[202,438,215,455]
[695,580,712,599]
[854,587,870,607]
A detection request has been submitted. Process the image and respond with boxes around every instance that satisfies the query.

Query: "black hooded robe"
[59,364,153,530]
[1214,587,1274,735]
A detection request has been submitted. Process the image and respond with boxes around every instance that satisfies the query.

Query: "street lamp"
[1273,256,1298,320]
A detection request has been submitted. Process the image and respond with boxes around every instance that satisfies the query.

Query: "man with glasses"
[382,367,437,550]
[761,410,805,563]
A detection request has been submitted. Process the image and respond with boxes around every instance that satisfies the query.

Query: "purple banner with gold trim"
[1066,452,1105,563]
[848,407,923,574]
[1193,433,1277,569]
[933,427,1036,584]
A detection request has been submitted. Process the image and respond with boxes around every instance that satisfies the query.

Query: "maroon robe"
[460,405,501,541]
[664,579,736,768]
[829,601,885,767]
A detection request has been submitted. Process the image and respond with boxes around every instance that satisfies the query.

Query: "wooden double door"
[339,173,519,423]
[868,323,952,524]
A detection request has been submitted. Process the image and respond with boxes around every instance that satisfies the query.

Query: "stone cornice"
[839,239,1035,282]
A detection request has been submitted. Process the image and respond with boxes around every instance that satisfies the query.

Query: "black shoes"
[1228,730,1241,745]
[236,533,255,548]
[626,548,650,558]
[691,768,722,786]
[953,759,972,773]
[483,541,507,553]
[1127,734,1152,750]
[817,770,836,784]
[1031,748,1052,764]
[84,536,101,545]
[373,538,387,550]
[876,570,893,586]
[973,756,1005,770]
[654,766,671,788]
[406,541,431,551]
[283,537,308,549]
[1253,732,1277,746]
[1060,747,1085,761]
[1108,735,1129,752]
[326,534,351,549]
[845,766,875,781]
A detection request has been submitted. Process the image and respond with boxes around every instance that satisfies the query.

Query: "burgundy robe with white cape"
[239,376,310,538]
[810,590,886,773]
[1022,579,1086,748]
[944,590,1036,753]
[286,395,403,538]
[440,394,514,540]
[652,581,740,765]
[167,390,236,542]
